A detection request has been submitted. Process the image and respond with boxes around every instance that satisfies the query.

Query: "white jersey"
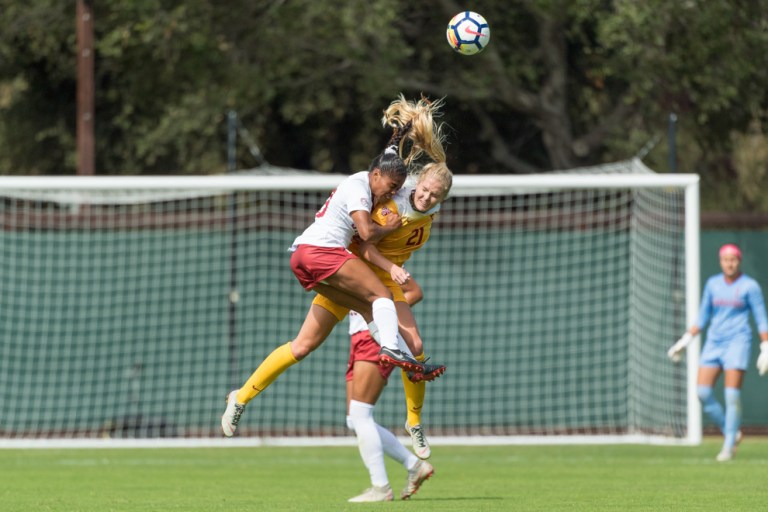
[348,310,368,335]
[290,171,372,250]
[346,180,438,336]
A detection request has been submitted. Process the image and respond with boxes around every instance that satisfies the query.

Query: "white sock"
[372,298,399,351]
[376,424,419,470]
[396,332,414,357]
[349,400,388,487]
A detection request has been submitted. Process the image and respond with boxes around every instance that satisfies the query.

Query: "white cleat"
[716,431,743,462]
[401,460,434,500]
[348,485,394,502]
[405,422,431,459]
[716,449,733,462]
[221,390,245,437]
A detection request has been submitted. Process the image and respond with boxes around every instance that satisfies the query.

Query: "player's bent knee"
[368,293,397,311]
[696,385,714,402]
[357,276,393,303]
[290,338,323,360]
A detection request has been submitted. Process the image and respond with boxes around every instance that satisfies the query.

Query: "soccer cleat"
[378,347,424,373]
[716,449,733,462]
[407,362,447,383]
[401,460,434,500]
[405,422,431,459]
[719,431,744,461]
[348,484,394,502]
[221,390,245,437]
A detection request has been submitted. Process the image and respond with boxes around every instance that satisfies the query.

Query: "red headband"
[719,244,742,260]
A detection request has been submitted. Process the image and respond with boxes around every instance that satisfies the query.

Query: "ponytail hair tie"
[384,145,398,155]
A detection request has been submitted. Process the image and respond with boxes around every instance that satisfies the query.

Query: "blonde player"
[315,161,453,502]
[221,95,446,437]
[315,158,451,448]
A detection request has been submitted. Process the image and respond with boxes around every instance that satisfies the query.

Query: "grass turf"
[1,438,765,511]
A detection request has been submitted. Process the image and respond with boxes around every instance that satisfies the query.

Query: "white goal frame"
[0,161,701,448]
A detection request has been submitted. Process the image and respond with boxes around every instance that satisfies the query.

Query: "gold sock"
[236,342,298,404]
[402,352,426,427]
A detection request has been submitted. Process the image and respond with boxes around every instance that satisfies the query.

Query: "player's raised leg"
[314,275,424,373]
[220,341,298,437]
[221,305,337,437]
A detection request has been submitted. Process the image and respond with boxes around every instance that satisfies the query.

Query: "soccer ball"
[446,11,491,55]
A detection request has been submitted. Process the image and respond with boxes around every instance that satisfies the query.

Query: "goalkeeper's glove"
[667,332,694,363]
[756,342,768,376]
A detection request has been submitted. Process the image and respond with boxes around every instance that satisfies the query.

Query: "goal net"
[0,159,701,447]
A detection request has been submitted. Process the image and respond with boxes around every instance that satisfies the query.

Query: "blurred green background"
[1,1,768,213]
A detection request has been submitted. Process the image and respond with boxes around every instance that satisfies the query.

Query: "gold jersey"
[351,186,438,267]
[312,186,439,318]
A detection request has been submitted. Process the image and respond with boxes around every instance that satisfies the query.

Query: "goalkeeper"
[667,243,768,461]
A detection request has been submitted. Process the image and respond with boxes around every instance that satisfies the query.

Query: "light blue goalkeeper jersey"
[697,273,768,342]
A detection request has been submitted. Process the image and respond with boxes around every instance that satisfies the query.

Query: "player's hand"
[756,342,768,376]
[667,332,693,363]
[382,211,402,232]
[390,265,410,285]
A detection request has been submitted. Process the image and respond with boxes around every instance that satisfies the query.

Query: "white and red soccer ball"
[446,11,491,56]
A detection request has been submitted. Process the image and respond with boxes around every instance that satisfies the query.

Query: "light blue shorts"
[699,335,752,370]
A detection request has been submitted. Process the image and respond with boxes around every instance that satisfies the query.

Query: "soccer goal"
[0,159,701,448]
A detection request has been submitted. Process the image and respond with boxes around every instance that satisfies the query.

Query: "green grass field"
[1,438,765,511]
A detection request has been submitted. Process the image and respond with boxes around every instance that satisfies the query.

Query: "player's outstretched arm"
[667,329,697,363]
[668,282,711,363]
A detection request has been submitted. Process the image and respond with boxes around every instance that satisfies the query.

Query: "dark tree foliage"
[1,0,767,210]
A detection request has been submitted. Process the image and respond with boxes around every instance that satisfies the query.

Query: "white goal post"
[0,158,700,448]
